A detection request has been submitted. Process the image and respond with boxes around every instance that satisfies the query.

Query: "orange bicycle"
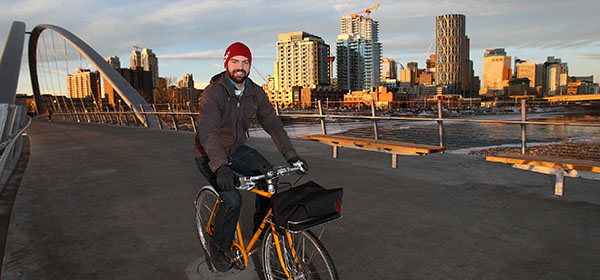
[194,165,341,279]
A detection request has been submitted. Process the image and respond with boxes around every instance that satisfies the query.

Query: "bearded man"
[194,42,308,272]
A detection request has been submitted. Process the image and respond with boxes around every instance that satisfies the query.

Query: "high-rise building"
[483,48,512,93]
[141,48,159,88]
[543,56,568,95]
[130,50,141,69]
[400,69,414,85]
[67,69,101,101]
[407,62,418,85]
[516,61,538,89]
[178,73,194,88]
[107,56,121,69]
[103,68,153,107]
[337,13,381,91]
[380,57,397,80]
[275,31,330,91]
[426,54,436,74]
[435,14,471,96]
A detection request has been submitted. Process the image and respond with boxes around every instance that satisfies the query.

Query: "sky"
[1,0,599,94]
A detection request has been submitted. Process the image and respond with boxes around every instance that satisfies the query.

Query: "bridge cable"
[36,41,50,104]
[78,52,83,70]
[50,32,65,100]
[50,32,67,113]
[61,35,73,113]
[40,33,57,110]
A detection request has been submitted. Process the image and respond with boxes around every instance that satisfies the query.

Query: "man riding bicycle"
[194,42,308,272]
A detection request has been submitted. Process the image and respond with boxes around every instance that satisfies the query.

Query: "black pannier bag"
[271,181,343,231]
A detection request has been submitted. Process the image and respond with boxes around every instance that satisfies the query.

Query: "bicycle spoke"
[264,230,338,279]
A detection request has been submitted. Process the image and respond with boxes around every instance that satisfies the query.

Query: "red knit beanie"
[224,42,252,68]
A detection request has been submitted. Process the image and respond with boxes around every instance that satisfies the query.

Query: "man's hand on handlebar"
[216,165,236,192]
[287,156,308,173]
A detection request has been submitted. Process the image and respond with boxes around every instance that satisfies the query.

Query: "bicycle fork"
[272,227,305,280]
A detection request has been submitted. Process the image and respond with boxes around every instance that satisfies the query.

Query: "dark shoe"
[209,242,233,272]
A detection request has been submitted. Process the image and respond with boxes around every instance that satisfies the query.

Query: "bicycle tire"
[194,185,219,259]
[263,229,338,280]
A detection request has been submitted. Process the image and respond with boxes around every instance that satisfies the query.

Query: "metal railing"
[49,100,600,157]
[0,105,31,192]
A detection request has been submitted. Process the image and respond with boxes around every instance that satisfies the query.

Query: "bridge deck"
[2,120,599,279]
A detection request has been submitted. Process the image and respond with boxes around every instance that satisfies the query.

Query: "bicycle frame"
[204,187,300,279]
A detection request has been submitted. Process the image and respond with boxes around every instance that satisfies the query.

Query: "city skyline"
[1,0,599,94]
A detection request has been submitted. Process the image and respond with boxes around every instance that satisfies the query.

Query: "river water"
[266,107,600,152]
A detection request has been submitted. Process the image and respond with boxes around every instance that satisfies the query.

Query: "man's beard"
[227,68,249,84]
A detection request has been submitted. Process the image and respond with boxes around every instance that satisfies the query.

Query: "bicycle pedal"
[231,250,245,270]
[233,258,245,270]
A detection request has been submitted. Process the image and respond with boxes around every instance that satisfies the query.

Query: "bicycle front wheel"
[194,185,219,258]
[263,229,338,280]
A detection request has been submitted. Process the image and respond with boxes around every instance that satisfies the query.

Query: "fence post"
[116,106,123,125]
[521,99,527,155]
[152,104,163,130]
[127,105,137,126]
[318,100,327,135]
[169,103,179,131]
[437,99,444,147]
[139,104,149,128]
[188,102,198,133]
[105,107,113,124]
[371,100,379,140]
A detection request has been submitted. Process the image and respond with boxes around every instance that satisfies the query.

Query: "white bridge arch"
[27,24,160,127]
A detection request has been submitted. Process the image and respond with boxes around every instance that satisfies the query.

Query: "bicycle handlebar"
[237,165,301,191]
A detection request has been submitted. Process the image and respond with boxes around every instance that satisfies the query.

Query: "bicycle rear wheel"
[263,229,338,280]
[194,186,219,258]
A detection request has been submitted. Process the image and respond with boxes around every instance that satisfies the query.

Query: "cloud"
[576,54,600,60]
[160,50,223,61]
[3,0,600,92]
[160,50,274,61]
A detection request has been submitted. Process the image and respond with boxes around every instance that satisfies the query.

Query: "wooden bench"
[301,134,445,168]
[486,154,600,196]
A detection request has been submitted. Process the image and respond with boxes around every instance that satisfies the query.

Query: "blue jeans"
[195,145,272,251]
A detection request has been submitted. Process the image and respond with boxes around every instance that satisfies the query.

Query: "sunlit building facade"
[516,61,538,89]
[276,31,330,91]
[67,69,101,101]
[130,50,141,69]
[543,56,568,96]
[178,73,194,88]
[141,48,159,88]
[483,48,512,93]
[107,56,120,69]
[435,14,472,96]
[380,57,397,80]
[337,14,381,91]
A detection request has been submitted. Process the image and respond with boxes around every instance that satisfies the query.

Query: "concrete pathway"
[1,120,599,279]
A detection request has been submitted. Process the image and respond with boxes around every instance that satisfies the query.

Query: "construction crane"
[424,42,433,59]
[347,3,380,17]
[133,45,142,51]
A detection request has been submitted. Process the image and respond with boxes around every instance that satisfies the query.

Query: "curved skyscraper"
[435,14,470,96]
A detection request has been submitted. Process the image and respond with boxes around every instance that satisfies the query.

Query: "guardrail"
[0,104,31,192]
[48,100,600,156]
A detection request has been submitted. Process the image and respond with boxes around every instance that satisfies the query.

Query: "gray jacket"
[194,72,298,172]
